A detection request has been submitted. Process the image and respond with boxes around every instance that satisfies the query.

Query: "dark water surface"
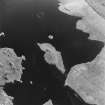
[0,0,104,105]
